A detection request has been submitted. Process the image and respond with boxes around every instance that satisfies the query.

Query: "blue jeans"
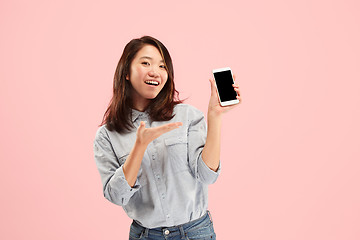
[129,211,216,240]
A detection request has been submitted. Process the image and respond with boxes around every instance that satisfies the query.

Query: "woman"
[94,36,241,240]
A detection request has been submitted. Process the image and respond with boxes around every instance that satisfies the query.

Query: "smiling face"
[127,44,168,111]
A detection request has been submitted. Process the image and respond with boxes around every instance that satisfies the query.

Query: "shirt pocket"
[164,135,189,173]
[117,154,128,165]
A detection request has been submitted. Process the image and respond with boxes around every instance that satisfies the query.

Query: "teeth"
[145,80,159,86]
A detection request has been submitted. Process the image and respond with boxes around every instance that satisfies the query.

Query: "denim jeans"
[129,211,216,240]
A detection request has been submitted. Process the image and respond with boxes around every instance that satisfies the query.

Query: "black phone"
[212,67,239,106]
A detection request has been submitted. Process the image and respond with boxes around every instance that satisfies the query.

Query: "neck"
[132,100,150,112]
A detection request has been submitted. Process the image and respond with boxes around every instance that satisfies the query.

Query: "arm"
[94,122,182,205]
[122,135,147,187]
[123,121,182,187]
[201,78,242,171]
[94,128,137,206]
[201,112,222,171]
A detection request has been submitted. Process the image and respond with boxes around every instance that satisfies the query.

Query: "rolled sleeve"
[93,127,140,206]
[197,155,221,184]
[187,107,221,185]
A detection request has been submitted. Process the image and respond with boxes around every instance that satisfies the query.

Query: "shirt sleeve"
[93,127,140,206]
[187,107,221,185]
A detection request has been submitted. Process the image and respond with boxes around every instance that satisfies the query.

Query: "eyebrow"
[140,56,164,62]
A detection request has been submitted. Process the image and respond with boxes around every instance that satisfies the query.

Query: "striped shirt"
[93,104,220,228]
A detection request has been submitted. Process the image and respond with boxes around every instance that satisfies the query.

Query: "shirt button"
[164,229,170,235]
[166,214,170,218]
[152,155,155,160]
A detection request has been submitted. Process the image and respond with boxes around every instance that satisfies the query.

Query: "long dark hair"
[100,36,182,133]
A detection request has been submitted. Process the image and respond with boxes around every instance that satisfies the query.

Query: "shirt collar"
[131,108,148,122]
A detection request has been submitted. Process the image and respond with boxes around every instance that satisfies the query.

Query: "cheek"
[162,72,168,84]
[132,65,145,78]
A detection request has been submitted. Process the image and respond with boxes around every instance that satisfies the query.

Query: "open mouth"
[145,80,160,86]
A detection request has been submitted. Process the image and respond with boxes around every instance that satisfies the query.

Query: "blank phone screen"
[213,70,237,102]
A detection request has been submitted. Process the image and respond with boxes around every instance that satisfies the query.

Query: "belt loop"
[143,228,149,238]
[179,225,186,239]
[207,210,213,223]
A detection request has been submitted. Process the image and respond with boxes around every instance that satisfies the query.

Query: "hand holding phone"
[212,67,239,106]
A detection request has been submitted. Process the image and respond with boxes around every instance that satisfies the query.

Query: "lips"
[144,80,160,86]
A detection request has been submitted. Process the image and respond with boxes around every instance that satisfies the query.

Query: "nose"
[148,69,160,78]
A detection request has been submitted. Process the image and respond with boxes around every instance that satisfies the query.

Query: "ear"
[126,75,129,80]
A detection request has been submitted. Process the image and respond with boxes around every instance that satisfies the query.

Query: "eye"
[141,62,150,66]
[159,65,166,69]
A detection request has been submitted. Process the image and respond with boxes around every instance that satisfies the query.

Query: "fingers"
[137,121,183,145]
[232,82,241,99]
[231,80,242,104]
[172,122,183,127]
[237,95,242,103]
[153,122,183,136]
[161,122,183,132]
[234,87,242,103]
[234,87,241,98]
[139,121,182,132]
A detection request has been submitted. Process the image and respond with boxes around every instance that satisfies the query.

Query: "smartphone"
[212,67,239,106]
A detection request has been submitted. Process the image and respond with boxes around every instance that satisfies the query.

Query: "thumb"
[138,121,146,130]
[209,78,217,96]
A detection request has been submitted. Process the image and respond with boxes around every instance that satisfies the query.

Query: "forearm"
[123,140,147,187]
[201,112,222,171]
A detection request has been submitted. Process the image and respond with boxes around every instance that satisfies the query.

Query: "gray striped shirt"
[93,104,220,228]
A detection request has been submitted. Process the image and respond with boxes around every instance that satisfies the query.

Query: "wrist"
[135,138,149,151]
[207,110,223,121]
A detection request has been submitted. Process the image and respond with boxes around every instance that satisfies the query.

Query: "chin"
[146,93,160,99]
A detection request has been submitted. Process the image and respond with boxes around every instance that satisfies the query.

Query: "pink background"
[1,0,359,239]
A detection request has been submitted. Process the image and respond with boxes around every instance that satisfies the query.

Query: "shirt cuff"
[197,155,221,184]
[106,165,141,206]
[117,165,141,191]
